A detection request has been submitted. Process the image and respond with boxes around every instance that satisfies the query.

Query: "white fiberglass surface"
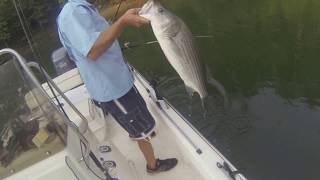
[106,112,206,180]
[59,84,207,180]
[39,69,240,180]
[5,151,75,180]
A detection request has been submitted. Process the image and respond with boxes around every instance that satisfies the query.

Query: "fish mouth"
[139,0,155,16]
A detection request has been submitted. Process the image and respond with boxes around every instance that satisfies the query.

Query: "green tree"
[0,19,10,47]
[0,0,12,47]
[30,0,49,29]
[0,0,60,45]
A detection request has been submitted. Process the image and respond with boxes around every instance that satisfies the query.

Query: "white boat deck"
[5,67,245,180]
[105,105,205,180]
[60,81,207,180]
[55,68,240,180]
[6,151,75,180]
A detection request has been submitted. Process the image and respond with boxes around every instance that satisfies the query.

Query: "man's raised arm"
[87,9,149,61]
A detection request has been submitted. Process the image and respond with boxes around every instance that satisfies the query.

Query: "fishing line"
[12,0,37,60]
[17,0,42,60]
[122,35,214,50]
[195,35,214,38]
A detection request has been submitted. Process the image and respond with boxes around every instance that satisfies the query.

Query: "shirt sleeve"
[64,5,102,57]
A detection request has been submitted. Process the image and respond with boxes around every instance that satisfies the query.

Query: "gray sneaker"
[147,158,178,173]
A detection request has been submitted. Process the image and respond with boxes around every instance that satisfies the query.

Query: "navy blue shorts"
[94,87,155,139]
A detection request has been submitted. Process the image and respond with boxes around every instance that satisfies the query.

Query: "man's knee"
[136,137,150,142]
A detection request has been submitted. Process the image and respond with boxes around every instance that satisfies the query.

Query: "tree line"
[0,0,125,49]
[0,0,61,48]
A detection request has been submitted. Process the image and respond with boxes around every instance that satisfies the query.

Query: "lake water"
[120,0,320,179]
[1,0,320,179]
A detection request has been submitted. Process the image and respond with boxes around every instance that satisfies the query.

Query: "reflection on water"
[121,0,320,179]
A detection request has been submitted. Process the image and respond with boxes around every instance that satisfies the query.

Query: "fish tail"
[205,66,229,108]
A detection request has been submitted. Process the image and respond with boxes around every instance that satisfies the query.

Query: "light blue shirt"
[57,0,134,102]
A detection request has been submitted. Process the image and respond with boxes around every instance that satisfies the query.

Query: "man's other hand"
[119,8,149,28]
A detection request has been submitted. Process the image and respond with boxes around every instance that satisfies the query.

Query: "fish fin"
[205,66,229,108]
[184,84,196,97]
[185,84,208,111]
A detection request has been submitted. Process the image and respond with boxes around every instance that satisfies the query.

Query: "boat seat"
[42,68,83,98]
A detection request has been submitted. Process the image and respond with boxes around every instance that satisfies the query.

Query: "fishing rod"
[110,0,125,23]
[121,35,214,50]
[12,0,38,60]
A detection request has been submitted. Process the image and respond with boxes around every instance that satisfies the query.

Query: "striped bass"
[139,0,208,101]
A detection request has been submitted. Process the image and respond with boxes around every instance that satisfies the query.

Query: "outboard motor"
[51,47,76,76]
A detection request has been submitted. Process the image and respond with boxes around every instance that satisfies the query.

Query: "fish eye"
[158,8,164,13]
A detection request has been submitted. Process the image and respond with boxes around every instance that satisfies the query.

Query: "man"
[57,0,178,173]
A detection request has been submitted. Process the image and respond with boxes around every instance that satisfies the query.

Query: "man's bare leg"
[137,139,157,169]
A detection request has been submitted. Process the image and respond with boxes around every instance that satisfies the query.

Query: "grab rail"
[27,62,89,133]
[0,48,90,160]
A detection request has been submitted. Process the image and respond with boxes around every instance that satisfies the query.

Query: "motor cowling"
[51,47,76,76]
